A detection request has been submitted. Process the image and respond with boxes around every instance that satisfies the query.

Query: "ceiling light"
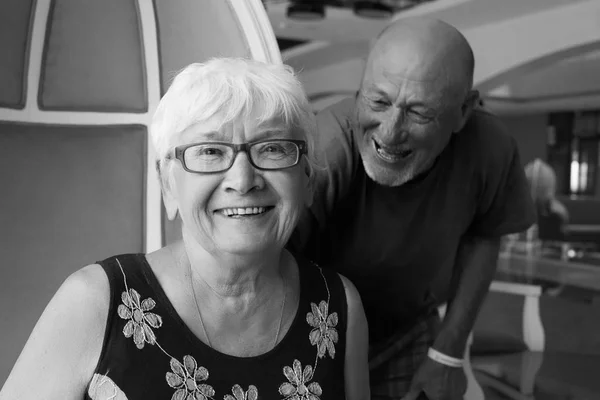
[286,1,326,21]
[353,1,394,19]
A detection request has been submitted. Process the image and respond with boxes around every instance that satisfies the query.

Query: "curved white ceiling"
[271,0,600,114]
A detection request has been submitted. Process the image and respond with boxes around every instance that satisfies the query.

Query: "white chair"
[470,281,545,400]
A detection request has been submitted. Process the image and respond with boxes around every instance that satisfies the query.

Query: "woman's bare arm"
[341,274,370,400]
[0,264,109,400]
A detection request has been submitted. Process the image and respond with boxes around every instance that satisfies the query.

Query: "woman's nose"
[223,152,265,194]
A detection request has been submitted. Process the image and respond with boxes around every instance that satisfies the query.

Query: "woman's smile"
[214,205,275,218]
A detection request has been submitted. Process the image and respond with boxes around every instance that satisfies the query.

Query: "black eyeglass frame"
[166,139,308,174]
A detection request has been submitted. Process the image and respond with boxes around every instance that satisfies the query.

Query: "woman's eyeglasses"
[167,139,307,173]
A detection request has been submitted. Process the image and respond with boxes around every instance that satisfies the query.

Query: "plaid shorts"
[369,310,442,400]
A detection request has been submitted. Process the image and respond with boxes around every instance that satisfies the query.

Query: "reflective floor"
[473,239,600,399]
[474,352,600,399]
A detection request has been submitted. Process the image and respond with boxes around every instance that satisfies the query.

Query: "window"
[570,112,600,195]
[548,111,600,196]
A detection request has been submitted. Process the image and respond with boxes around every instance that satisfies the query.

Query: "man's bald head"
[354,18,480,187]
[366,18,474,99]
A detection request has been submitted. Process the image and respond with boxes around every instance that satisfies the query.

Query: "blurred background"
[1,0,599,398]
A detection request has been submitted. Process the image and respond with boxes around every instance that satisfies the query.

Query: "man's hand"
[401,357,467,400]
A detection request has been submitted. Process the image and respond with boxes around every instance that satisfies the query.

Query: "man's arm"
[435,114,535,356]
[402,235,499,400]
[432,235,500,358]
[403,113,535,400]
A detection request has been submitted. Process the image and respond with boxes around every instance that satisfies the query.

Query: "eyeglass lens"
[183,141,300,172]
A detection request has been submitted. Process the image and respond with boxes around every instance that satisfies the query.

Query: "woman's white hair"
[150,57,320,184]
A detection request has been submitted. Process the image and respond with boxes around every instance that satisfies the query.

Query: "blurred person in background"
[525,158,569,237]
[0,58,369,400]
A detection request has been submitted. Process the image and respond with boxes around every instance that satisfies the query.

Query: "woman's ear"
[158,161,179,220]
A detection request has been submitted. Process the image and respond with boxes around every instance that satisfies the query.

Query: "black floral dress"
[85,254,347,400]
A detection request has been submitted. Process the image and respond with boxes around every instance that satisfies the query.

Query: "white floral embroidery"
[114,260,339,399]
[306,300,338,359]
[166,355,215,400]
[118,288,163,349]
[279,359,322,400]
[224,384,258,400]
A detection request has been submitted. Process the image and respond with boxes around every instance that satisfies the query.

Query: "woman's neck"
[176,236,285,299]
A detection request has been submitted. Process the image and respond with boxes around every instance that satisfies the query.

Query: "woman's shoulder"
[336,273,362,309]
[297,258,349,319]
[64,253,148,323]
[297,256,342,290]
[319,269,362,323]
[0,264,112,398]
[54,263,113,339]
[62,263,110,312]
[94,253,153,287]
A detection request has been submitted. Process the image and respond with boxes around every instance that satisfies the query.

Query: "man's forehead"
[368,40,446,80]
[364,58,449,103]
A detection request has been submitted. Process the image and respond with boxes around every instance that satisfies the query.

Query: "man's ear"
[454,89,479,133]
[158,162,179,221]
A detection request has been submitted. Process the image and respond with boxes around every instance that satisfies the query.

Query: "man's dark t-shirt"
[291,98,535,344]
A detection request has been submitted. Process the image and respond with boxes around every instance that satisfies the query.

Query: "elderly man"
[291,17,535,400]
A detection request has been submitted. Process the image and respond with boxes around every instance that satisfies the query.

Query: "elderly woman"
[0,58,369,400]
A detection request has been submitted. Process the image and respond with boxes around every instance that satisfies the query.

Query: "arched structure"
[0,0,280,384]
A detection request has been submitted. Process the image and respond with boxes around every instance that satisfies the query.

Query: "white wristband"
[427,348,464,368]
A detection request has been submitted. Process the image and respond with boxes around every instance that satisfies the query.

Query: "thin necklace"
[188,261,287,350]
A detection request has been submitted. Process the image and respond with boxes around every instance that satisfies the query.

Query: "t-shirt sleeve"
[288,98,357,257]
[467,112,536,237]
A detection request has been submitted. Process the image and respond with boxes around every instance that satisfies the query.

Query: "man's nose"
[223,152,265,194]
[381,108,409,143]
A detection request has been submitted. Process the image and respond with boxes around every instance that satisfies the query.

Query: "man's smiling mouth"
[372,138,413,162]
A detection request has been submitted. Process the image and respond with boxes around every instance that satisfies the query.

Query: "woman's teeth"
[221,207,268,217]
